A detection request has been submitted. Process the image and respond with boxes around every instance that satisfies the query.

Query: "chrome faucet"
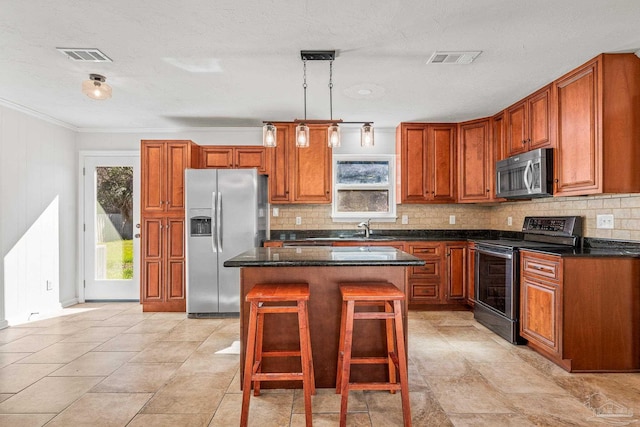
[357,218,372,238]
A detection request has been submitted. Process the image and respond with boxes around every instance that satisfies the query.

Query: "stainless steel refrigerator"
[185,168,269,316]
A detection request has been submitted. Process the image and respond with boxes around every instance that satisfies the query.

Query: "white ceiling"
[2,0,640,130]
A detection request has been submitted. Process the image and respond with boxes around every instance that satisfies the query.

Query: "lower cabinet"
[407,241,468,308]
[520,250,640,372]
[520,251,562,359]
[141,216,186,312]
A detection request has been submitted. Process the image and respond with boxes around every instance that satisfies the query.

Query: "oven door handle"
[523,160,533,193]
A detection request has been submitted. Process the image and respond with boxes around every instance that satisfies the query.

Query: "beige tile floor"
[0,303,639,426]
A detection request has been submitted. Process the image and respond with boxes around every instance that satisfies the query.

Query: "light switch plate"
[272,207,279,217]
[449,215,456,225]
[401,215,409,225]
[596,214,614,229]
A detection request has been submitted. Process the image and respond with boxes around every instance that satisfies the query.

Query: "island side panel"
[239,265,408,389]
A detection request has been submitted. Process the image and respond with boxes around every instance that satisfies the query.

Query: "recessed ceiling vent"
[56,48,113,62]
[427,51,481,64]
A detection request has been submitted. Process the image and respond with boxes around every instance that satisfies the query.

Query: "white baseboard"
[60,298,79,308]
[0,320,8,330]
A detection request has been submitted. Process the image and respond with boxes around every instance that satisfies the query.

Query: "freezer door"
[185,169,218,314]
[217,169,259,313]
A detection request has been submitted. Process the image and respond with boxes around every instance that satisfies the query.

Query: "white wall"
[0,105,77,326]
[76,126,398,153]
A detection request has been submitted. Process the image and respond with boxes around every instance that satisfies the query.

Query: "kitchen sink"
[305,235,395,242]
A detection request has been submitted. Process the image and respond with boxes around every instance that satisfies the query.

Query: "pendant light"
[361,123,374,147]
[295,58,310,148]
[262,50,373,148]
[327,59,341,148]
[262,123,277,147]
[82,74,112,100]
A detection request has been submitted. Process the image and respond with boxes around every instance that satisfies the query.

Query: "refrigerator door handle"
[211,191,218,253]
[216,192,223,252]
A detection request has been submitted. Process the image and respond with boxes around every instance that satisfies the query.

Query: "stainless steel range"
[473,216,582,344]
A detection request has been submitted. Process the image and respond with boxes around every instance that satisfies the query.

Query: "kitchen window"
[332,155,396,221]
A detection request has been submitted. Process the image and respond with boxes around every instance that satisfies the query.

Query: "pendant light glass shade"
[295,123,310,147]
[361,123,374,147]
[262,123,277,147]
[327,123,341,148]
[82,74,112,100]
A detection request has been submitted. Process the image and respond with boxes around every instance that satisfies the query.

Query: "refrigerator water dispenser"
[190,216,211,236]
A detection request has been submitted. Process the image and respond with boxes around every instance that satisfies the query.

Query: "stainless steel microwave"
[496,148,553,199]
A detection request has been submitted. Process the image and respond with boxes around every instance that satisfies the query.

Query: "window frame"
[331,154,397,222]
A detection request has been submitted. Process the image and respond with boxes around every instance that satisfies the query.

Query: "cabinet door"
[141,142,165,213]
[458,119,491,202]
[466,245,476,306]
[141,217,163,302]
[202,147,233,168]
[554,59,600,196]
[269,124,292,203]
[446,244,466,300]
[520,276,561,355]
[292,125,331,203]
[165,217,185,300]
[235,147,267,174]
[528,85,552,150]
[407,243,442,280]
[166,143,190,212]
[506,101,527,156]
[401,125,429,202]
[428,125,456,202]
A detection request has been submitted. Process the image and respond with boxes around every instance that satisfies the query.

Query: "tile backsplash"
[270,194,640,241]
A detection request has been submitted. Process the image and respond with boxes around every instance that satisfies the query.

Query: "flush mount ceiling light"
[82,74,112,100]
[263,50,374,148]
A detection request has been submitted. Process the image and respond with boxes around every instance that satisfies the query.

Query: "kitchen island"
[224,246,425,388]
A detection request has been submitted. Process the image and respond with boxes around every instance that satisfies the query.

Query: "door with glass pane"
[83,155,140,300]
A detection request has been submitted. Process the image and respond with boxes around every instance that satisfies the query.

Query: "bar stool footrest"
[348,382,402,392]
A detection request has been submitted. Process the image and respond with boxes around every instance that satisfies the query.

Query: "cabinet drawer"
[408,244,441,257]
[410,259,441,278]
[410,282,440,301]
[522,253,561,281]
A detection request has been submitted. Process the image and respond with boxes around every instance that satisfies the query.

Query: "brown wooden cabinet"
[140,140,199,312]
[141,140,199,214]
[397,123,456,203]
[520,251,562,359]
[505,84,553,156]
[266,123,332,204]
[520,250,640,372]
[457,118,493,203]
[553,53,640,196]
[445,243,467,300]
[406,241,468,308]
[466,242,476,306]
[201,146,267,174]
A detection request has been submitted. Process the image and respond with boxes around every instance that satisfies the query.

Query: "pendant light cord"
[303,59,308,121]
[329,59,334,120]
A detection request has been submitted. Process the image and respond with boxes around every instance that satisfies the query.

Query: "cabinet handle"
[486,189,490,193]
[522,140,527,145]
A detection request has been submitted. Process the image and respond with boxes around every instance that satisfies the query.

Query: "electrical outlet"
[596,214,614,229]
[507,216,513,226]
[449,215,456,225]
[401,215,409,225]
[272,207,279,217]
[295,216,302,225]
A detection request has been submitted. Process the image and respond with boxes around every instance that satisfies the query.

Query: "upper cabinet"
[141,140,199,214]
[267,123,332,204]
[458,118,493,203]
[201,146,267,174]
[397,123,456,203]
[553,53,640,196]
[505,84,553,156]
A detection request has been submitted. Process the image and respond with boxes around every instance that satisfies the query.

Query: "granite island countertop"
[224,246,425,267]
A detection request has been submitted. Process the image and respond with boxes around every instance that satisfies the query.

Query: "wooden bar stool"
[335,282,411,427]
[241,283,315,427]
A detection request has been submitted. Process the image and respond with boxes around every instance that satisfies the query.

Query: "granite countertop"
[223,246,426,267]
[520,246,640,258]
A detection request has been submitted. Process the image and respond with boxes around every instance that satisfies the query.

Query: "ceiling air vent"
[56,48,113,62]
[427,51,481,64]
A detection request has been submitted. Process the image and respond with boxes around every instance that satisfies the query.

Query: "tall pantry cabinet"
[140,140,200,312]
